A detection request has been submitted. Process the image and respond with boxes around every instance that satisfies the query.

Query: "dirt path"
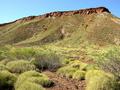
[43,71,86,90]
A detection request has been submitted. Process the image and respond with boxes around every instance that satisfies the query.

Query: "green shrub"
[89,46,120,77]
[97,56,120,78]
[6,60,36,73]
[16,81,45,90]
[0,46,10,60]
[15,71,53,89]
[0,50,6,60]
[32,52,62,71]
[0,70,17,89]
[0,64,8,71]
[86,70,119,90]
[0,59,14,65]
[8,47,36,60]
[57,66,78,78]
[73,71,86,80]
[86,70,104,82]
[0,47,62,71]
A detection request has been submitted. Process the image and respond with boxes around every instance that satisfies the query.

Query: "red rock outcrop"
[0,7,110,26]
[41,7,110,18]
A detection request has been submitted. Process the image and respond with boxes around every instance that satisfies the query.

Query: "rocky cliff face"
[0,7,111,26]
[41,7,110,18]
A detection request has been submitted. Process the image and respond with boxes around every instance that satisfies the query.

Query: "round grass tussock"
[0,70,17,89]
[57,60,88,78]
[57,66,78,78]
[0,64,8,71]
[69,60,88,70]
[73,70,86,80]
[15,71,53,89]
[85,70,105,82]
[6,60,36,73]
[16,81,45,90]
[85,70,119,90]
[8,47,36,60]
[0,59,13,65]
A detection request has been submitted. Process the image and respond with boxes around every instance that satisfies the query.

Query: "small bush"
[57,66,78,78]
[15,71,53,89]
[97,57,120,78]
[32,52,62,71]
[0,50,6,60]
[16,81,45,90]
[86,70,106,83]
[0,64,8,71]
[0,59,14,65]
[0,70,17,89]
[8,47,36,60]
[90,46,120,78]
[0,47,62,71]
[6,60,36,73]
[73,71,86,80]
[85,70,119,90]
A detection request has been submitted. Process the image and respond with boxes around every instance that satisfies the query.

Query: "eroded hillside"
[0,7,119,46]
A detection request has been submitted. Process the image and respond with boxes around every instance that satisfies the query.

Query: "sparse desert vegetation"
[0,44,120,90]
[0,6,120,90]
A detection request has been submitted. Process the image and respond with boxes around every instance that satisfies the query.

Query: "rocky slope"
[0,7,110,26]
[0,7,119,46]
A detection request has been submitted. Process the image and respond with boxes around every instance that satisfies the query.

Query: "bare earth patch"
[43,71,86,90]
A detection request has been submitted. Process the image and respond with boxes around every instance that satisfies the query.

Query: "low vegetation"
[96,47,120,78]
[57,60,97,80]
[85,70,119,90]
[0,45,120,90]
[31,51,62,71]
[73,70,86,80]
[6,60,36,73]
[57,66,78,78]
[0,64,8,71]
[0,70,17,90]
[0,8,120,90]
[15,71,53,90]
[16,81,45,90]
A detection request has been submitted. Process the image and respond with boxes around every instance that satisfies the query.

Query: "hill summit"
[0,7,119,46]
[0,7,110,25]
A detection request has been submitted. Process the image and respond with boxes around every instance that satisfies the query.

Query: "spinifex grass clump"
[85,70,119,90]
[6,60,36,73]
[0,64,8,71]
[0,70,17,90]
[15,71,53,90]
[8,47,36,60]
[73,70,86,80]
[0,59,13,65]
[57,60,88,79]
[69,60,88,70]
[16,81,45,90]
[57,66,78,78]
